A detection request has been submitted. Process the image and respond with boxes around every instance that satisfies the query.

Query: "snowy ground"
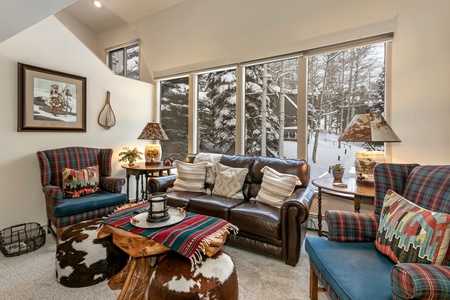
[284,130,364,180]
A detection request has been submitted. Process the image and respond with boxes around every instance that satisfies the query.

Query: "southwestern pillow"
[375,189,450,265]
[62,165,100,198]
[211,163,248,199]
[253,166,301,208]
[167,160,208,193]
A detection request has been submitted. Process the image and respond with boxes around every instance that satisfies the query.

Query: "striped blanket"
[102,202,237,263]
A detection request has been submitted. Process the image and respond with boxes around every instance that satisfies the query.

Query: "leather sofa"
[148,154,315,266]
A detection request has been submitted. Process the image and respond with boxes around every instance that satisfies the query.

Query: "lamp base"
[145,143,162,163]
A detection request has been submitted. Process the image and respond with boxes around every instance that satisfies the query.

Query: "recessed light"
[92,1,102,8]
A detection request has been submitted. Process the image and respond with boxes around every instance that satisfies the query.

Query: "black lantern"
[147,192,170,223]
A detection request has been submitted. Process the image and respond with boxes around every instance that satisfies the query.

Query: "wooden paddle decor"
[98,91,116,129]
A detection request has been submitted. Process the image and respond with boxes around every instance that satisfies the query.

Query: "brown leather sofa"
[148,154,314,266]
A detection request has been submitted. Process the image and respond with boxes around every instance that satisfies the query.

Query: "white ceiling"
[62,0,189,33]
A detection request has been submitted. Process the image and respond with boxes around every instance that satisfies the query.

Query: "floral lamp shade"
[138,122,169,163]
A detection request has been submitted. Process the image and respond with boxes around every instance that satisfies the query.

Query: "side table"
[121,162,175,202]
[311,177,375,237]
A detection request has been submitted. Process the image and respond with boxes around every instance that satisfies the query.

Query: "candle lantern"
[147,192,170,223]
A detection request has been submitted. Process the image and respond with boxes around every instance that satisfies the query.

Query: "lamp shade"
[338,112,401,143]
[137,122,169,141]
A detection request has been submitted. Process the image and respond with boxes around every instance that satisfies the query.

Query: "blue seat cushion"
[54,191,126,217]
[305,236,395,300]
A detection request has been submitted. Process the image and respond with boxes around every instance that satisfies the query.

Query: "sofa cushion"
[168,160,208,193]
[212,163,248,199]
[229,201,281,240]
[193,153,223,185]
[375,189,450,265]
[167,191,204,208]
[187,195,246,220]
[253,166,300,208]
[305,236,394,300]
[62,165,100,198]
[54,191,127,217]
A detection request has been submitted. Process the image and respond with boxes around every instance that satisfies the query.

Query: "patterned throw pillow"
[375,189,450,265]
[211,163,249,199]
[167,160,208,193]
[193,153,223,185]
[62,166,100,198]
[253,166,301,208]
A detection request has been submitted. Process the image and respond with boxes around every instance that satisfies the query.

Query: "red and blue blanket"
[102,202,237,262]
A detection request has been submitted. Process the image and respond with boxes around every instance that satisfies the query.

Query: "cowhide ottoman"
[147,250,238,300]
[55,218,128,288]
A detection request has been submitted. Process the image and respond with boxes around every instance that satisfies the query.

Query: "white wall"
[0,16,153,230]
[96,0,450,165]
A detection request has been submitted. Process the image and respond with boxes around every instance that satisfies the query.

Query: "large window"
[156,35,390,179]
[106,40,139,80]
[160,77,189,161]
[197,68,237,154]
[244,58,298,157]
[306,43,386,179]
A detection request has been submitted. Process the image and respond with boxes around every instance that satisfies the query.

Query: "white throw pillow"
[193,153,223,185]
[211,163,248,199]
[253,166,301,208]
[167,160,208,193]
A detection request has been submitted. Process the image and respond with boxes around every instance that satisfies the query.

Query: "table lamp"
[338,111,400,184]
[137,122,169,164]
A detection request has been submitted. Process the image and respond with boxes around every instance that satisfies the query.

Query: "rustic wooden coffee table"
[97,214,227,300]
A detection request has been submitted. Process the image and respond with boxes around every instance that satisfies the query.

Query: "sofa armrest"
[390,263,450,300]
[100,176,125,193]
[147,175,177,193]
[43,185,64,205]
[325,210,379,242]
[280,186,315,266]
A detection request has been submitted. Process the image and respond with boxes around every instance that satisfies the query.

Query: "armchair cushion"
[305,236,395,300]
[325,210,379,242]
[375,190,450,265]
[62,165,100,198]
[390,263,450,300]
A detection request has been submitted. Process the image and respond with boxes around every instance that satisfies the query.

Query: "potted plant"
[329,163,345,181]
[118,147,143,166]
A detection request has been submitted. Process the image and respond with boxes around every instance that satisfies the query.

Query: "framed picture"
[18,63,87,132]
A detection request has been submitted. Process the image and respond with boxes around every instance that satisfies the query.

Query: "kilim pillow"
[211,163,248,199]
[375,189,450,265]
[253,166,301,208]
[167,160,208,193]
[62,165,100,198]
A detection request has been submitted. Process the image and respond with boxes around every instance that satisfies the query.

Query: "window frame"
[105,39,140,79]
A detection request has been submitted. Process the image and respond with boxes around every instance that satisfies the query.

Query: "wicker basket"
[0,222,46,257]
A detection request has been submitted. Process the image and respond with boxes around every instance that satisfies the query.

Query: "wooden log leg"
[310,264,319,300]
[116,257,155,300]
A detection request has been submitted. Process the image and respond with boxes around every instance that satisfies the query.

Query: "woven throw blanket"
[102,202,237,263]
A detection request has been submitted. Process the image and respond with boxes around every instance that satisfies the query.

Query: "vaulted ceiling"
[1,0,188,43]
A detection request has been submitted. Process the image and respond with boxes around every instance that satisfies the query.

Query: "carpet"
[0,231,327,300]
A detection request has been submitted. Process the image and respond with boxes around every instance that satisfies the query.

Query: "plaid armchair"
[306,163,450,300]
[37,147,127,239]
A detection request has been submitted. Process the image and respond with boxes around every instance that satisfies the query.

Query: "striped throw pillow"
[253,166,301,208]
[168,160,208,193]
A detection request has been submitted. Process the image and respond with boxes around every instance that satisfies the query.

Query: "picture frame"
[18,63,87,132]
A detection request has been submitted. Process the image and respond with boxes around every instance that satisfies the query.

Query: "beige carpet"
[0,231,327,300]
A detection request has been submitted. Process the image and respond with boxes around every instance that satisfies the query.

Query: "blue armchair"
[305,163,450,299]
[37,146,127,239]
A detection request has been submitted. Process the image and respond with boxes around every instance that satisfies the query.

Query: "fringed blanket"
[102,202,238,264]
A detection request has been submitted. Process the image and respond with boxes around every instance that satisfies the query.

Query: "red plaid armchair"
[306,163,450,300]
[37,146,127,239]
